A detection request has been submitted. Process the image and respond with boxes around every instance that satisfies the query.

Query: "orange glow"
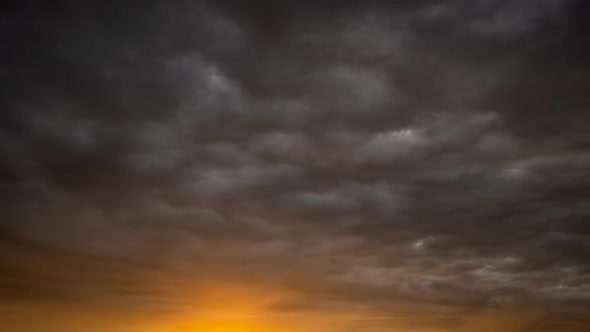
[148,280,286,332]
[176,319,268,332]
[0,279,548,332]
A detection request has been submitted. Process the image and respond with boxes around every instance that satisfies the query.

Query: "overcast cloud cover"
[0,1,589,331]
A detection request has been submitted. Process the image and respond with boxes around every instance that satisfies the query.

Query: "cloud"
[189,163,304,196]
[355,128,430,164]
[0,1,588,331]
[249,131,311,160]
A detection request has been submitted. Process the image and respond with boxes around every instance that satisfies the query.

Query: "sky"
[0,0,589,331]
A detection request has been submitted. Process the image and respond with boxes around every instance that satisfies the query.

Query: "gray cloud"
[0,0,588,331]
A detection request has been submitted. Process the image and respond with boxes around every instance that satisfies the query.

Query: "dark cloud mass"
[0,1,589,331]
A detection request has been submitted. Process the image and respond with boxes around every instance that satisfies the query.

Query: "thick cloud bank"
[0,1,589,331]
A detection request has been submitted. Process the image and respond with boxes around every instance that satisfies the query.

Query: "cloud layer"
[0,1,589,331]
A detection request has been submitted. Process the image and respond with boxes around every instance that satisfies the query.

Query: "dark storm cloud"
[0,0,589,331]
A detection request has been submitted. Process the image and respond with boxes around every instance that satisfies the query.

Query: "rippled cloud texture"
[1,1,589,331]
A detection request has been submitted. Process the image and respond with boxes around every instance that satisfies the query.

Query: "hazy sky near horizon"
[0,1,589,331]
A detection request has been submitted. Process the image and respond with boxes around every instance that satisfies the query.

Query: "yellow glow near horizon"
[179,319,263,332]
[154,280,284,332]
[1,280,458,332]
